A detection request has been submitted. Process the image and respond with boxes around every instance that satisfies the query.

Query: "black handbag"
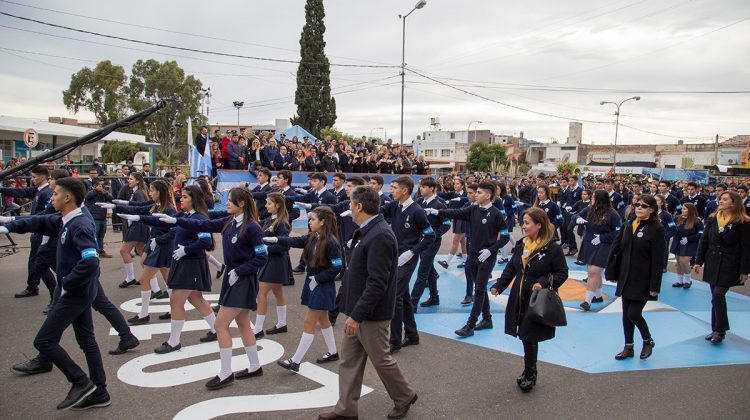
[527,275,567,327]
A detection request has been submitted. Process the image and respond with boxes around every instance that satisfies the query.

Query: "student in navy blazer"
[156,188,268,390]
[250,168,274,220]
[655,194,677,272]
[289,172,337,206]
[670,202,704,288]
[1,178,108,409]
[265,207,344,371]
[533,185,564,234]
[329,173,348,203]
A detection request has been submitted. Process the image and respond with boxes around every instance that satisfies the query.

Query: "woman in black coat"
[694,191,750,344]
[606,194,665,360]
[490,207,568,393]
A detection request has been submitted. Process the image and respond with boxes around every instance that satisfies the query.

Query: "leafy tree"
[62,60,128,125]
[557,162,578,175]
[100,140,146,164]
[466,142,508,172]
[290,0,336,137]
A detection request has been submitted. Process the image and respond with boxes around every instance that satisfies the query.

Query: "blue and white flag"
[188,117,212,181]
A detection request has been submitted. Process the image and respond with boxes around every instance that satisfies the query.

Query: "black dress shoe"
[475,319,493,330]
[205,374,235,390]
[710,333,725,344]
[420,297,440,307]
[579,302,591,311]
[200,331,218,342]
[108,335,140,355]
[57,380,96,410]
[316,352,340,364]
[318,411,358,420]
[389,344,402,354]
[216,264,225,279]
[127,315,150,325]
[460,295,474,305]
[705,332,716,341]
[565,250,578,256]
[154,342,181,354]
[235,367,263,379]
[682,281,692,289]
[573,260,585,266]
[614,344,635,360]
[328,314,337,326]
[11,357,53,375]
[592,296,604,303]
[457,262,466,268]
[672,282,684,288]
[158,312,172,320]
[455,325,474,338]
[640,339,655,359]
[118,279,137,288]
[70,389,111,411]
[401,337,420,347]
[438,260,449,269]
[277,358,300,372]
[517,368,537,392]
[254,330,265,339]
[266,325,288,335]
[14,288,39,298]
[292,265,306,273]
[150,290,168,300]
[43,303,54,315]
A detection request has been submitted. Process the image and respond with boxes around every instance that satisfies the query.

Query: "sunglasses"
[634,203,651,209]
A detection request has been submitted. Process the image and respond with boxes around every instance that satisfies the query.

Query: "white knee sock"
[124,262,135,280]
[245,345,260,372]
[150,277,160,293]
[291,332,314,364]
[595,287,603,298]
[276,305,287,328]
[139,291,151,318]
[585,291,595,304]
[218,347,233,380]
[254,314,266,334]
[203,312,216,333]
[676,273,684,283]
[207,254,223,270]
[321,326,337,354]
[445,254,454,264]
[167,319,184,347]
[683,273,691,283]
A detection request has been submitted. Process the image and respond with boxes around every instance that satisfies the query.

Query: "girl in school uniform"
[437,178,468,268]
[102,179,177,325]
[156,188,268,390]
[117,172,149,288]
[533,185,564,238]
[253,192,292,339]
[670,202,703,288]
[196,177,225,278]
[263,207,344,372]
[121,185,218,352]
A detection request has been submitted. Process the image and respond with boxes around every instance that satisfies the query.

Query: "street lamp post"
[399,0,427,149]
[600,96,640,172]
[233,100,244,128]
[468,120,482,142]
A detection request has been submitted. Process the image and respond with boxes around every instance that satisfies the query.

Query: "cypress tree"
[291,0,336,137]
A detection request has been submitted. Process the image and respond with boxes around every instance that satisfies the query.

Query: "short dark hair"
[257,168,272,179]
[737,184,748,193]
[50,169,70,180]
[361,175,371,183]
[716,183,727,190]
[370,175,384,186]
[56,177,86,207]
[659,180,671,188]
[31,166,49,177]
[420,177,437,189]
[277,170,292,183]
[687,181,698,189]
[392,175,414,194]
[466,183,478,191]
[310,172,327,184]
[478,181,497,199]
[333,172,346,182]
[348,176,365,186]
[350,186,379,215]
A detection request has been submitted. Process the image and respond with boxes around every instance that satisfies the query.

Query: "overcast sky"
[0,0,748,145]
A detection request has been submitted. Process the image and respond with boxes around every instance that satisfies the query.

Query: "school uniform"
[438,190,467,233]
[329,186,347,203]
[664,193,682,215]
[743,197,750,216]
[291,186,338,206]
[503,195,517,231]
[119,204,177,267]
[259,217,292,284]
[535,199,564,230]
[681,194,707,218]
[670,218,704,257]
[140,211,213,291]
[251,182,273,220]
[608,190,626,218]
[566,199,590,254]
[278,234,343,310]
[703,197,719,221]
[176,214,268,310]
[411,195,450,306]
[578,207,621,268]
[120,188,150,243]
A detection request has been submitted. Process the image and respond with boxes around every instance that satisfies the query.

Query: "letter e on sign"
[23,128,38,148]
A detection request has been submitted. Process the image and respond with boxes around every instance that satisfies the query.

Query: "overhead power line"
[0,11,400,68]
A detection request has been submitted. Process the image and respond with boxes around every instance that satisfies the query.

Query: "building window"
[0,140,12,162]
[441,149,452,157]
[450,132,455,139]
[561,146,576,150]
[424,149,435,157]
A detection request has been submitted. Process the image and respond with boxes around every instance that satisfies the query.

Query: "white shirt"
[423,194,437,206]
[37,183,49,192]
[399,197,414,211]
[478,202,493,210]
[234,214,244,227]
[334,186,345,196]
[359,214,377,228]
[259,182,269,190]
[62,207,84,227]
[314,187,327,196]
[539,199,550,206]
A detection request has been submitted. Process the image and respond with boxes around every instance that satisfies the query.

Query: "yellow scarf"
[717,210,730,230]
[632,218,641,233]
[521,237,543,269]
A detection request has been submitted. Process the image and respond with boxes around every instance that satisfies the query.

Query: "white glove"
[478,249,491,262]
[0,226,8,234]
[262,236,278,243]
[41,235,49,245]
[0,215,12,224]
[60,288,66,297]
[556,201,561,207]
[449,197,462,202]
[228,269,238,286]
[425,208,439,215]
[680,237,688,245]
[96,202,115,209]
[112,199,129,205]
[295,188,307,194]
[340,210,352,217]
[295,202,312,210]
[576,217,587,225]
[309,276,318,291]
[149,238,157,250]
[346,238,353,248]
[591,234,601,246]
[119,213,140,222]
[565,206,573,212]
[153,213,177,224]
[398,250,414,267]
[172,245,186,261]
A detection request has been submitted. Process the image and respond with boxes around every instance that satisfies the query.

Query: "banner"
[642,168,708,183]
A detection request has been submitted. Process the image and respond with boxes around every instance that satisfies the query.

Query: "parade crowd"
[1,143,749,418]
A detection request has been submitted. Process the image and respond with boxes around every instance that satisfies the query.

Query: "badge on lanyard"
[231,234,238,244]
[404,215,410,229]
[60,227,68,244]
[637,227,644,238]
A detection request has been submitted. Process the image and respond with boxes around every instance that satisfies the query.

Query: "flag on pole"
[188,117,212,182]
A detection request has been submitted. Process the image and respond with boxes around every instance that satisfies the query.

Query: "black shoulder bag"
[527,274,567,327]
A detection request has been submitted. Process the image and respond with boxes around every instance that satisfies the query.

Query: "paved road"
[0,226,748,419]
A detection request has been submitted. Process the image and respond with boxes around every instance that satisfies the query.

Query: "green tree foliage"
[319,127,357,144]
[556,162,578,175]
[290,0,336,137]
[466,142,508,173]
[100,140,146,164]
[62,60,128,125]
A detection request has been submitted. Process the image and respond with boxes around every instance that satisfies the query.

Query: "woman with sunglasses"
[606,195,666,360]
